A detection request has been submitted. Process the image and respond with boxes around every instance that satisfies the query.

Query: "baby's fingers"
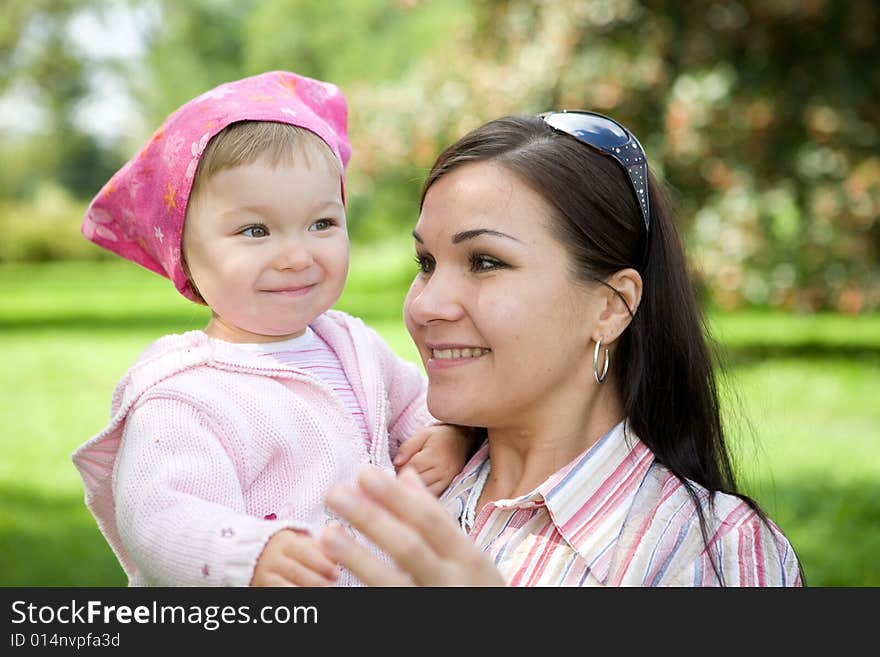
[283,540,338,582]
[404,464,448,495]
[393,432,429,468]
[280,560,337,587]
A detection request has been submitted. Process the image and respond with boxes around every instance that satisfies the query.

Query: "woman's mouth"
[430,347,490,359]
[426,345,491,370]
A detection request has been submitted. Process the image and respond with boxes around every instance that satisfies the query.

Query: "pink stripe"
[258,349,327,357]
[562,447,647,534]
[753,521,766,586]
[609,473,683,586]
[523,521,564,586]
[451,427,803,586]
[737,525,751,586]
[566,447,654,544]
[510,518,557,587]
[266,345,370,446]
[706,503,755,548]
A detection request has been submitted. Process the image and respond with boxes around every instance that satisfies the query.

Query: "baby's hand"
[251,529,338,587]
[393,424,475,496]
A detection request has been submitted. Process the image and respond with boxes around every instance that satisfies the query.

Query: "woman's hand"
[317,466,506,586]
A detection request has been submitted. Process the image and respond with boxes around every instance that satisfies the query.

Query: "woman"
[317,111,804,586]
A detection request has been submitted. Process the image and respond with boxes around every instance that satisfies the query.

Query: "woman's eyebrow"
[452,229,522,244]
[411,229,522,244]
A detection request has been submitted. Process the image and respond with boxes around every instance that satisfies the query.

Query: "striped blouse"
[441,420,803,587]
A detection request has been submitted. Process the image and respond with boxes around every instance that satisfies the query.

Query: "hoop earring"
[593,338,610,384]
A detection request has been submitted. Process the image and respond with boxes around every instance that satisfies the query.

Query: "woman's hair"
[183,120,342,304]
[421,115,797,584]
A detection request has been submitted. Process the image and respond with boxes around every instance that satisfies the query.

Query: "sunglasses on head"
[540,110,650,233]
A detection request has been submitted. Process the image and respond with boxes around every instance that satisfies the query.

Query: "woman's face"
[404,161,605,430]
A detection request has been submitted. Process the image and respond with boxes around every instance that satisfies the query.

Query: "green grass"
[725,358,880,586]
[707,310,880,360]
[1,248,878,586]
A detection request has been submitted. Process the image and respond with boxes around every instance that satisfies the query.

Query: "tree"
[344,0,880,312]
[1,0,131,198]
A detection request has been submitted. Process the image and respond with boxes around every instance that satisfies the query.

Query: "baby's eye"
[469,254,506,272]
[309,219,336,232]
[414,253,435,274]
[241,224,269,238]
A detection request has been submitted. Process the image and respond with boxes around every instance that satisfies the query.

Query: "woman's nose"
[405,270,464,325]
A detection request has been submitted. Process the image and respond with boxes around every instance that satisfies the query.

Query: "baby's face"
[181,153,349,343]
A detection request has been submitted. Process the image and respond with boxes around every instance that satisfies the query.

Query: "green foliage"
[138,0,257,123]
[0,183,113,262]
[345,0,880,311]
[135,0,470,130]
[707,309,880,356]
[1,0,877,313]
[243,0,469,86]
[1,0,125,199]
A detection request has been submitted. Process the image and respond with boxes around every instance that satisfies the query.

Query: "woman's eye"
[309,219,335,231]
[414,254,435,274]
[470,254,506,272]
[241,224,268,238]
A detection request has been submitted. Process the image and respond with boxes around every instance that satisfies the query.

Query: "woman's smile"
[426,344,492,370]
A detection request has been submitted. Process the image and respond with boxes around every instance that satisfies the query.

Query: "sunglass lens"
[543,112,630,150]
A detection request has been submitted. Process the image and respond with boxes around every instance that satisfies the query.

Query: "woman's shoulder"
[642,461,781,536]
[622,461,802,585]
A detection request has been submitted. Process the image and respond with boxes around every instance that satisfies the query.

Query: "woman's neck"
[479,381,624,503]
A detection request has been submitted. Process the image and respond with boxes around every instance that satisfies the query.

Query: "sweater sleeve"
[113,396,313,586]
[367,329,433,458]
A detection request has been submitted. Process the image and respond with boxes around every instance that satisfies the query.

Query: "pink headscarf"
[82,70,351,301]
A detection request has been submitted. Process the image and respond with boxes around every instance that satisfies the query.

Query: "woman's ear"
[594,268,642,345]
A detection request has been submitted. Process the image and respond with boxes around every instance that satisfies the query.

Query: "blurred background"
[1,0,877,586]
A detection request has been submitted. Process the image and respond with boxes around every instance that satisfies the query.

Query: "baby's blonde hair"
[190,120,342,200]
[183,120,344,304]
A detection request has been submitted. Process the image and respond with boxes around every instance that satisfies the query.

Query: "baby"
[72,71,473,586]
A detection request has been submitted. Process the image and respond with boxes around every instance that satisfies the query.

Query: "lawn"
[1,244,878,586]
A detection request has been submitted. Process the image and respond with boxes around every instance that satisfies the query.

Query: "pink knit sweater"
[72,310,430,586]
